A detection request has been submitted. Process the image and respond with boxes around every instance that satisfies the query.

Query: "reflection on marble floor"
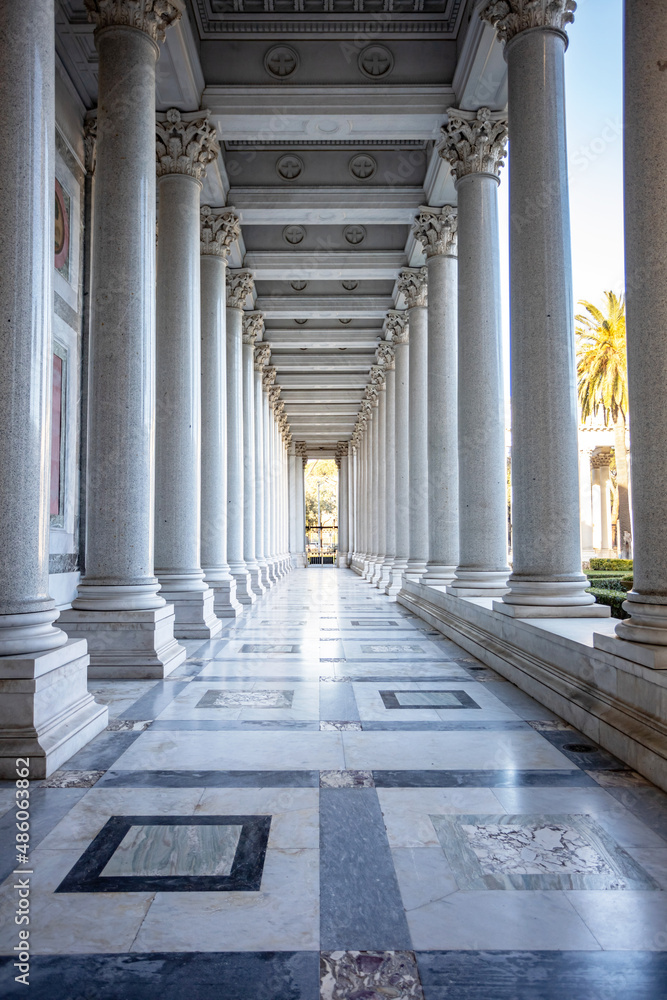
[1,568,666,1000]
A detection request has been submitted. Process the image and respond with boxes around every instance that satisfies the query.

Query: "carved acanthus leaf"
[480,0,576,44]
[200,205,240,258]
[376,342,395,371]
[156,108,219,180]
[413,205,458,258]
[84,0,182,42]
[243,311,264,345]
[263,366,277,390]
[397,268,428,309]
[254,343,271,370]
[268,385,282,407]
[384,310,409,344]
[439,107,508,180]
[295,441,308,459]
[226,269,254,309]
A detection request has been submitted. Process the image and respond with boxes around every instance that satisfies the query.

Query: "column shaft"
[242,322,264,597]
[226,289,255,604]
[383,365,397,585]
[387,328,409,596]
[254,365,270,588]
[405,299,429,580]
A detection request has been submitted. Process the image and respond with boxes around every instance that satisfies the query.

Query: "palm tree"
[575,292,631,553]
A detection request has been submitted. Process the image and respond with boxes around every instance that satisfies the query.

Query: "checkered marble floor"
[1,568,667,999]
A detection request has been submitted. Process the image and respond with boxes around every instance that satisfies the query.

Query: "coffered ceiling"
[56,0,507,457]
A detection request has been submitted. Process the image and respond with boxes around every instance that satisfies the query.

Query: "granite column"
[385,312,409,597]
[241,312,265,597]
[254,343,271,587]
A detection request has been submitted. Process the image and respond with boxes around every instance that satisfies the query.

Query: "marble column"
[226,270,255,604]
[374,349,393,589]
[579,446,594,559]
[385,311,409,597]
[481,2,599,616]
[363,389,379,580]
[241,311,265,597]
[61,1,186,679]
[398,269,429,583]
[268,386,283,578]
[200,206,242,617]
[336,443,350,567]
[413,206,460,586]
[596,0,667,660]
[0,0,107,776]
[263,369,278,582]
[254,343,271,587]
[295,442,309,566]
[378,338,396,589]
[154,109,221,639]
[439,109,510,597]
[348,435,355,568]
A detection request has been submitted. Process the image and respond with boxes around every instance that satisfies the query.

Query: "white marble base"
[398,579,667,793]
[0,639,108,778]
[158,586,222,639]
[231,568,257,605]
[448,585,510,598]
[208,579,243,618]
[594,631,667,670]
[247,565,267,598]
[59,605,186,679]
[493,601,611,619]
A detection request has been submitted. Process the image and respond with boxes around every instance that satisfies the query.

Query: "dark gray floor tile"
[60,731,142,770]
[373,769,597,788]
[96,769,320,788]
[319,680,360,721]
[361,721,530,731]
[320,787,412,950]
[416,951,667,1000]
[150,720,320,731]
[606,786,667,842]
[0,952,320,1000]
[118,680,192,720]
[536,729,630,770]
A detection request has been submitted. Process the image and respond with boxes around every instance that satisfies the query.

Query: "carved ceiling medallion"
[343,225,366,246]
[283,224,306,245]
[264,44,299,79]
[276,154,303,180]
[342,280,358,291]
[291,280,308,291]
[295,318,308,325]
[349,154,377,180]
[358,44,394,80]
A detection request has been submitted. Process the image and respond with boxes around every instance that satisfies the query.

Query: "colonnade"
[351,0,667,673]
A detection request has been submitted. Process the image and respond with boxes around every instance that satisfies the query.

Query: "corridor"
[1,568,666,997]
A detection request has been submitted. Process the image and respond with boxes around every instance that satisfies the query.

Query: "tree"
[575,292,631,552]
[304,459,338,528]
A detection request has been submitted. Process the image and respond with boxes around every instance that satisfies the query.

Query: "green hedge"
[586,586,629,619]
[586,570,627,580]
[589,558,633,571]
[589,577,633,592]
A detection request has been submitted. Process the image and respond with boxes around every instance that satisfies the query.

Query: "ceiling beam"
[245,250,406,281]
[278,373,369,389]
[231,187,424,225]
[257,295,392,319]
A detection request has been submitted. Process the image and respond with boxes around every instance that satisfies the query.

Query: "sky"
[497,0,624,396]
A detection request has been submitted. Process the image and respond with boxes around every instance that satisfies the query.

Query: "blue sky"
[498,0,624,395]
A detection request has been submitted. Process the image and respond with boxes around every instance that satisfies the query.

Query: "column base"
[376,560,392,590]
[362,558,376,580]
[421,563,457,587]
[0,639,108,779]
[336,551,348,568]
[258,560,272,589]
[204,571,243,618]
[230,566,257,604]
[370,558,385,585]
[502,578,595,608]
[493,600,610,619]
[247,563,266,598]
[404,560,428,583]
[594,630,667,670]
[447,569,509,597]
[157,584,222,639]
[58,604,186,679]
[385,561,406,599]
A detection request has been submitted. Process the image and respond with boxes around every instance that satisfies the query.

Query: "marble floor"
[1,567,667,998]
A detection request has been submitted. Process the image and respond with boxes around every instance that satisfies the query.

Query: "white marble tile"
[341,638,449,660]
[567,890,667,950]
[131,849,319,952]
[195,788,319,848]
[376,787,505,848]
[0,850,154,955]
[406,890,602,950]
[342,731,573,772]
[351,682,521,722]
[391,847,460,910]
[155,681,320,722]
[112,730,345,771]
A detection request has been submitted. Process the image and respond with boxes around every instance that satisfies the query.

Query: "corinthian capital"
[384,310,409,344]
[268,385,281,408]
[413,205,458,258]
[254,343,271,370]
[84,0,183,42]
[360,398,373,417]
[262,366,277,390]
[480,0,576,44]
[243,311,264,345]
[156,108,219,181]
[397,268,428,309]
[200,205,240,258]
[295,441,308,460]
[440,107,508,180]
[376,342,395,371]
[226,269,254,309]
[83,117,97,175]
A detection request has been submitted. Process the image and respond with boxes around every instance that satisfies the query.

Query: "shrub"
[589,558,633,572]
[586,586,629,619]
[620,576,634,591]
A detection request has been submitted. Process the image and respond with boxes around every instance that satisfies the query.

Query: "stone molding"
[254,343,271,370]
[412,204,458,258]
[360,398,373,417]
[376,342,395,371]
[268,385,281,408]
[200,205,241,258]
[226,269,254,309]
[156,108,219,181]
[480,0,576,44]
[295,441,308,460]
[439,107,509,180]
[369,364,386,388]
[336,441,349,459]
[242,311,264,345]
[84,0,183,42]
[397,267,428,309]
[262,366,277,390]
[83,117,97,175]
[384,309,409,344]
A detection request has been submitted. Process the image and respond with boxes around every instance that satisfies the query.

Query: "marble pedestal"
[60,605,186,678]
[0,640,108,779]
